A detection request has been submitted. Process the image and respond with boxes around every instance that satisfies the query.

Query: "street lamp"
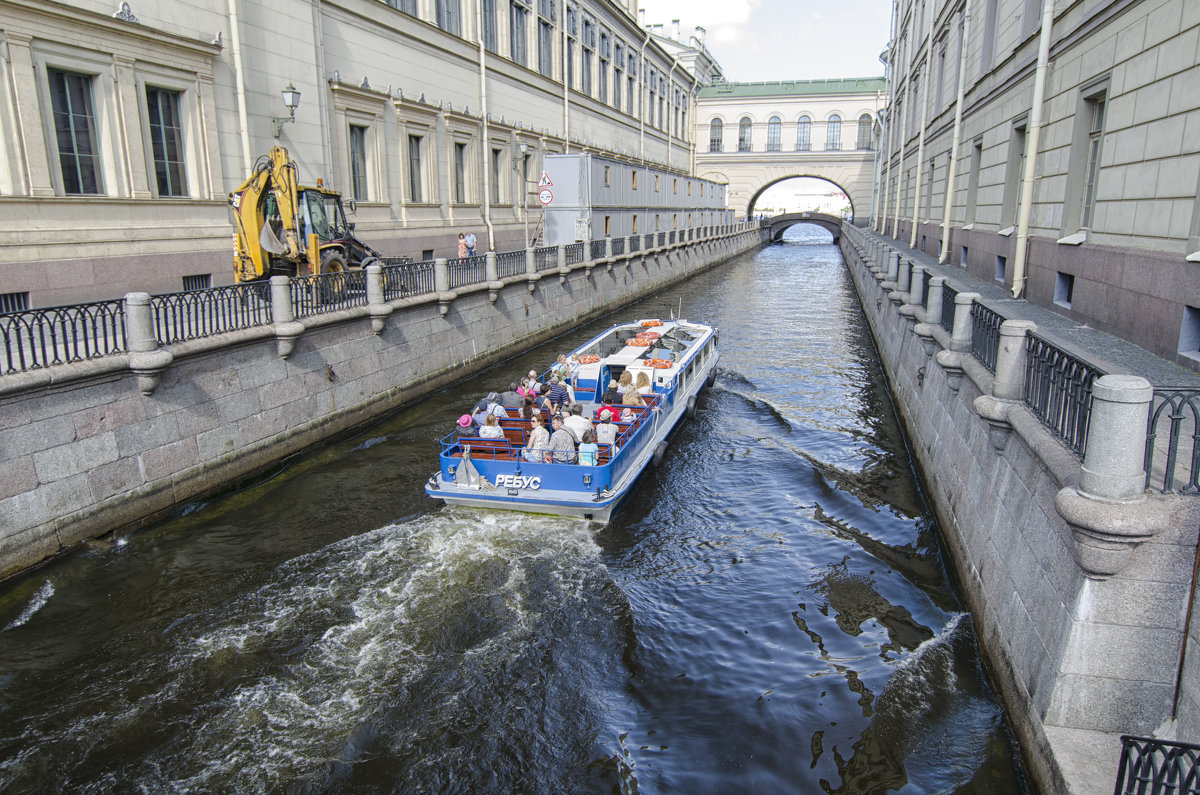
[273,84,302,137]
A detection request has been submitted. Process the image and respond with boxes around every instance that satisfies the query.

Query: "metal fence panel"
[447,255,486,289]
[1145,388,1200,493]
[290,270,368,318]
[150,284,272,345]
[970,301,1003,374]
[382,260,434,300]
[590,239,607,260]
[1024,332,1105,455]
[1114,735,1200,795]
[1,300,126,374]
[941,284,959,333]
[535,246,558,272]
[611,237,625,256]
[565,242,584,265]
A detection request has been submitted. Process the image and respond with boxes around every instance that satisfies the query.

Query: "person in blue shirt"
[577,428,598,466]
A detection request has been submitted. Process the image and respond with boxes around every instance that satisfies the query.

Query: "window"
[632,170,637,189]
[453,141,467,203]
[1055,272,1075,308]
[796,115,811,151]
[0,292,30,313]
[566,5,576,88]
[349,124,368,201]
[1001,121,1027,228]
[613,45,623,110]
[436,0,461,35]
[1062,84,1108,234]
[598,32,608,103]
[654,175,659,191]
[49,69,101,195]
[510,1,528,66]
[581,18,594,96]
[995,255,1007,282]
[1080,94,1106,229]
[767,116,781,152]
[388,0,417,11]
[146,86,187,197]
[925,157,936,219]
[826,114,842,150]
[407,134,423,202]
[856,114,873,150]
[627,53,636,116]
[482,0,497,52]
[632,215,638,233]
[490,148,502,204]
[981,0,999,74]
[182,274,211,291]
[737,117,752,152]
[966,137,983,223]
[538,0,555,77]
[604,215,611,235]
[673,178,677,194]
[603,165,610,186]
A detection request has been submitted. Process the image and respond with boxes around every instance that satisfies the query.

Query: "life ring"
[635,331,660,341]
[625,338,652,347]
[577,354,600,364]
[640,320,663,328]
[646,358,672,368]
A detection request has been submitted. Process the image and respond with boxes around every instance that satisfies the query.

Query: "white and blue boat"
[425,318,719,521]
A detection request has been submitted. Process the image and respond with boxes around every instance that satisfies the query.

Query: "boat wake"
[2,580,54,631]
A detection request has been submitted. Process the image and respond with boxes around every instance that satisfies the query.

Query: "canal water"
[0,226,1025,793]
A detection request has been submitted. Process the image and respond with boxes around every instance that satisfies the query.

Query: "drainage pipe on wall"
[877,0,901,232]
[889,76,910,239]
[477,0,496,250]
[909,1,937,249]
[940,0,975,263]
[638,29,651,161]
[561,0,570,153]
[1010,0,1055,298]
[226,0,252,173]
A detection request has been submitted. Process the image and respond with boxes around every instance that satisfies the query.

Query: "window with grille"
[490,148,501,205]
[482,0,497,52]
[0,292,29,313]
[537,0,555,77]
[826,114,842,150]
[146,87,187,197]
[857,114,873,149]
[407,134,423,202]
[182,274,211,291]
[737,117,751,152]
[796,115,811,150]
[510,1,528,65]
[1081,93,1106,229]
[436,0,461,34]
[49,69,101,195]
[767,116,781,151]
[453,142,467,203]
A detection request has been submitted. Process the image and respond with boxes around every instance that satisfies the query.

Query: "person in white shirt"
[562,403,593,442]
[595,409,619,454]
[478,414,506,439]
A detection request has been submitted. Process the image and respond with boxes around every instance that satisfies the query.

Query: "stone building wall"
[0,228,765,579]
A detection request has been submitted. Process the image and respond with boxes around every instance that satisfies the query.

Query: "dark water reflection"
[0,226,1025,792]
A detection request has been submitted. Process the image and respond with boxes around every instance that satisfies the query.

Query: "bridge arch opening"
[748,175,855,223]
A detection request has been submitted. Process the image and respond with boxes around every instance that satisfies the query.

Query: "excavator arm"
[229,147,307,282]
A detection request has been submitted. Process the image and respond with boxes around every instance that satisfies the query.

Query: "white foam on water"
[3,581,54,631]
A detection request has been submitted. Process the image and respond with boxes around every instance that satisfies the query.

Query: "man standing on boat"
[563,403,593,442]
[547,415,577,463]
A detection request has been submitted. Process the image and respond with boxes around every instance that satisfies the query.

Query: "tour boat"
[425,318,719,521]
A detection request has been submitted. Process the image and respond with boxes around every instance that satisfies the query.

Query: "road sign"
[538,188,553,205]
[538,171,553,187]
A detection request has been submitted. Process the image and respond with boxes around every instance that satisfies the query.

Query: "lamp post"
[273,84,302,137]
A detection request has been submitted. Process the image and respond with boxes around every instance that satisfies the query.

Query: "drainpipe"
[1011,0,1055,298]
[889,77,909,239]
[226,0,251,173]
[311,0,331,176]
[909,0,936,249]
[477,0,495,250]
[940,0,975,262]
[638,29,651,161]
[878,0,901,233]
[561,0,569,153]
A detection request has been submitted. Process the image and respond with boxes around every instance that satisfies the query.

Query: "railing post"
[1056,374,1174,578]
[925,276,945,327]
[484,251,498,282]
[366,262,392,332]
[123,292,173,395]
[908,264,925,307]
[434,257,452,316]
[605,237,613,259]
[270,275,303,358]
[557,243,567,270]
[972,319,1036,450]
[934,291,980,392]
[525,247,537,292]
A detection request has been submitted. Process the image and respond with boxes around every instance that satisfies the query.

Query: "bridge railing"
[149,284,272,346]
[0,299,126,375]
[970,301,1004,375]
[1145,387,1200,493]
[1023,332,1105,455]
[1114,735,1200,795]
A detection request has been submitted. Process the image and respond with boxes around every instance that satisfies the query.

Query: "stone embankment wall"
[839,225,1200,795]
[0,229,764,578]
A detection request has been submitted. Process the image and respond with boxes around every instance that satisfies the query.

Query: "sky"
[637,0,893,82]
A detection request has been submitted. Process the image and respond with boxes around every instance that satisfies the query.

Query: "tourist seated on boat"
[472,392,507,426]
[620,406,635,423]
[452,414,475,443]
[635,371,654,396]
[523,413,550,463]
[596,409,619,450]
[499,382,523,410]
[547,415,577,463]
[616,371,634,397]
[535,383,554,414]
[563,403,593,442]
[578,429,598,466]
[478,414,505,439]
[546,376,570,414]
[622,390,646,407]
[601,379,621,405]
[521,395,539,420]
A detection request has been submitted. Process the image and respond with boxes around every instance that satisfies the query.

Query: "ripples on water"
[0,226,1024,792]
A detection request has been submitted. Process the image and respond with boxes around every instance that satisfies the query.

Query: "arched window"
[857,113,873,150]
[796,115,811,151]
[738,117,752,152]
[708,119,723,152]
[826,114,842,150]
[767,116,781,152]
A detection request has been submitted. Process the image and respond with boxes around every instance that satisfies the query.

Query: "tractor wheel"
[318,250,349,303]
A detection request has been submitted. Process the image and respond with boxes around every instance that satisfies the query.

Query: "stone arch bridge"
[765,212,844,243]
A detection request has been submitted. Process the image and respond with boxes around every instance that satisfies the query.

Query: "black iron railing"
[1024,333,1105,455]
[919,272,930,309]
[611,237,625,256]
[590,239,607,260]
[290,270,368,318]
[1114,735,1200,795]
[149,284,272,345]
[970,301,1004,374]
[534,245,558,272]
[643,233,655,250]
[941,284,959,333]
[657,232,666,247]
[0,299,127,375]
[1145,387,1200,493]
[448,255,486,289]
[669,231,676,245]
[628,235,640,253]
[496,250,526,279]
[565,242,585,265]
[382,260,433,300]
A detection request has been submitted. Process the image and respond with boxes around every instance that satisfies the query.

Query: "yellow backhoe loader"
[229,146,380,283]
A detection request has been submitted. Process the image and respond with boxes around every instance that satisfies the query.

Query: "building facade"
[879,0,1200,370]
[0,0,712,307]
